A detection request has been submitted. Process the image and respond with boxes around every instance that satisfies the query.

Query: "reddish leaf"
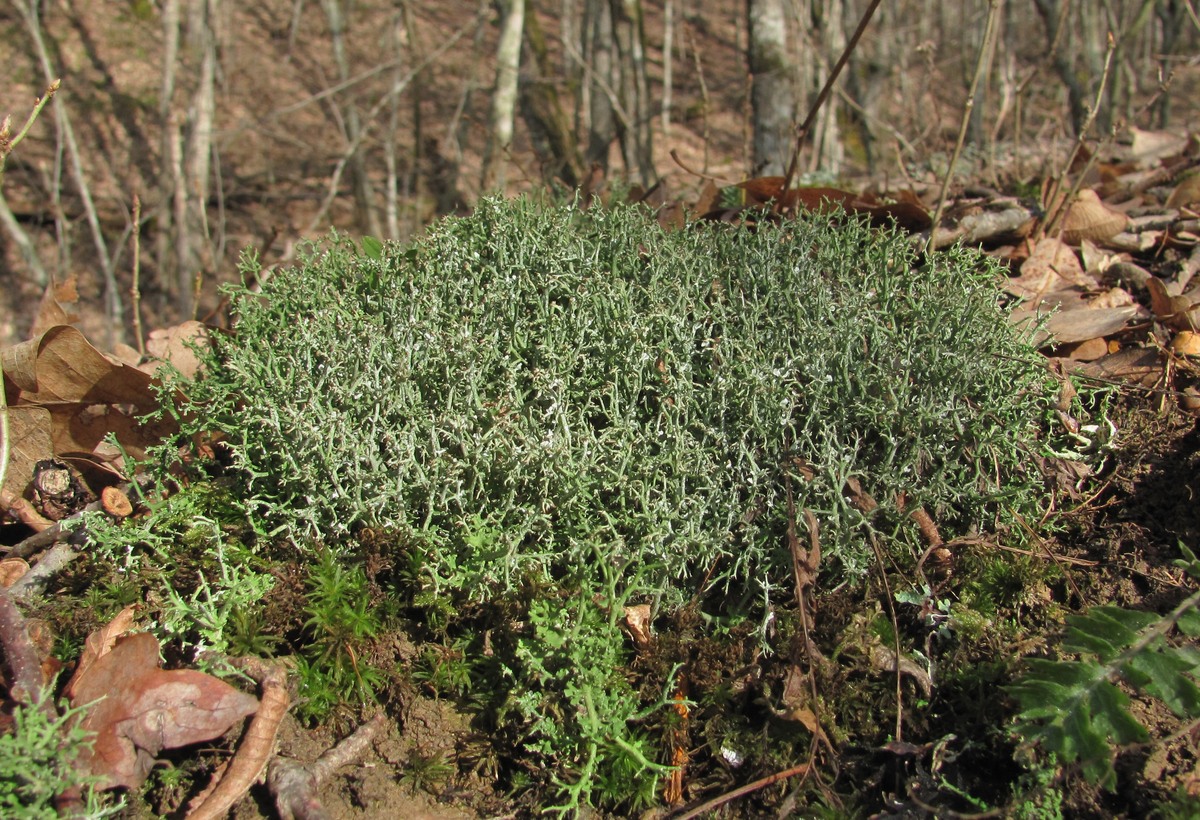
[69,632,258,790]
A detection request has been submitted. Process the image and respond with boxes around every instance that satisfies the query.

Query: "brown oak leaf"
[68,632,258,790]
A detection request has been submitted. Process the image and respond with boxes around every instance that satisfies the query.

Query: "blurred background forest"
[1,0,1198,348]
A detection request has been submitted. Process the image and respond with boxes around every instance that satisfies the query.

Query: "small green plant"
[411,640,474,698]
[296,551,386,718]
[1008,545,1200,790]
[399,748,455,795]
[0,698,121,818]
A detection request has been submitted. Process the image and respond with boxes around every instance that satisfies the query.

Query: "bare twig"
[781,0,883,196]
[9,541,80,601]
[186,657,291,820]
[0,78,59,181]
[674,762,811,820]
[130,194,145,356]
[268,712,387,820]
[0,584,55,718]
[924,0,1003,256]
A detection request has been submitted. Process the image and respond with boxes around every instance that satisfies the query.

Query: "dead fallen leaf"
[1089,287,1135,310]
[1167,172,1200,210]
[1128,127,1191,164]
[1008,237,1094,303]
[1,406,54,505]
[30,278,80,340]
[141,321,211,379]
[64,605,139,702]
[1062,337,1110,361]
[1058,189,1128,244]
[1065,347,1164,387]
[1042,306,1141,345]
[623,604,653,650]
[1172,330,1200,357]
[69,632,258,790]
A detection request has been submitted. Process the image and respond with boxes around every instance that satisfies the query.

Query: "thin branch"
[781,0,883,195]
[674,762,811,820]
[924,0,1003,256]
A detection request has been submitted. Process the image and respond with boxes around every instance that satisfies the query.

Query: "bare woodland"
[0,0,1197,345]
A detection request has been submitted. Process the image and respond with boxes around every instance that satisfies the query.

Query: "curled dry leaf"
[1008,237,1094,304]
[68,632,259,790]
[623,604,653,650]
[29,277,80,340]
[141,320,211,379]
[63,604,138,701]
[0,324,179,506]
[1167,173,1200,210]
[1058,189,1129,244]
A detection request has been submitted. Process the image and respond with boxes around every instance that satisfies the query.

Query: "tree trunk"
[583,0,617,170]
[747,0,794,176]
[522,9,586,187]
[611,0,653,186]
[482,0,526,191]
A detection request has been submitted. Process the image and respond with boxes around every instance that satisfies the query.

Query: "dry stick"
[674,762,810,820]
[780,0,883,197]
[923,0,1004,257]
[0,79,60,179]
[0,584,56,718]
[1040,32,1117,242]
[0,78,46,491]
[130,194,145,357]
[186,658,291,820]
[268,712,387,820]
[866,531,906,743]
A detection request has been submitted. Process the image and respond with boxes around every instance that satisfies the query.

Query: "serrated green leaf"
[1124,649,1200,718]
[1177,608,1200,638]
[1087,680,1148,746]
[1062,701,1117,789]
[1063,606,1158,660]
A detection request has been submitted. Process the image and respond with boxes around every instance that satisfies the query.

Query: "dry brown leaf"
[623,604,653,650]
[1008,237,1094,303]
[1089,287,1135,310]
[1172,330,1200,356]
[1058,189,1129,244]
[1067,347,1163,387]
[142,321,211,379]
[69,632,259,791]
[2,325,159,408]
[1128,127,1190,164]
[1146,276,1200,330]
[30,278,80,340]
[1062,337,1110,361]
[64,605,139,702]
[1167,173,1200,210]
[0,406,54,505]
[108,343,143,368]
[1042,306,1140,345]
